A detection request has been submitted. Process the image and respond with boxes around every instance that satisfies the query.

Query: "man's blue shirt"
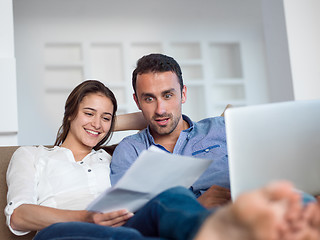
[110,115,230,197]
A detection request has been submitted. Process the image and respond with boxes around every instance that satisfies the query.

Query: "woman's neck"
[61,138,92,162]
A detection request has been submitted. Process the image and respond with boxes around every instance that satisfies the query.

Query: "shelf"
[178,59,203,65]
[42,40,248,127]
[89,43,123,83]
[117,105,130,114]
[211,84,246,102]
[185,80,205,86]
[209,42,243,78]
[130,43,163,68]
[170,42,202,60]
[44,91,70,129]
[44,43,82,65]
[109,87,127,105]
[45,64,83,69]
[45,67,83,89]
[211,79,245,85]
[45,87,74,93]
[213,100,247,106]
[180,64,203,81]
[183,85,206,121]
[99,82,126,88]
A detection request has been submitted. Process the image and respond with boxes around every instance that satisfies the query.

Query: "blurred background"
[1,0,320,146]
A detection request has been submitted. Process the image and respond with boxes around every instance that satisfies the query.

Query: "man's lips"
[154,118,169,126]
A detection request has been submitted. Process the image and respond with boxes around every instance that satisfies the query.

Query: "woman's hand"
[91,209,134,227]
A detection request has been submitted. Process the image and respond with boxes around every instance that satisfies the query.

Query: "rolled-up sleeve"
[5,147,38,236]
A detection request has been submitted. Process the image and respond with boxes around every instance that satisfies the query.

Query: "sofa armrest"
[0,146,36,240]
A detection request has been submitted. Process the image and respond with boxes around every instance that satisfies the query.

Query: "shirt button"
[80,162,84,164]
[99,158,103,161]
[88,169,92,172]
[9,202,12,205]
[205,149,209,152]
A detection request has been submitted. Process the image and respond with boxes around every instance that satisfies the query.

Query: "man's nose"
[155,100,166,115]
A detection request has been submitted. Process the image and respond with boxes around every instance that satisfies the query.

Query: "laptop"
[224,100,320,200]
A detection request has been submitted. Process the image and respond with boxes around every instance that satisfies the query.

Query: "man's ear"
[133,93,141,110]
[181,85,187,104]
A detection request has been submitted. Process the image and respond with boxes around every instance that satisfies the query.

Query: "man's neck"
[152,118,189,153]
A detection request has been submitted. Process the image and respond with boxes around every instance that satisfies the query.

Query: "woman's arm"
[6,147,132,233]
[114,112,147,131]
[10,204,133,232]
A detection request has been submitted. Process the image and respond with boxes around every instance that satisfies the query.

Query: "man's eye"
[164,94,172,99]
[145,97,153,103]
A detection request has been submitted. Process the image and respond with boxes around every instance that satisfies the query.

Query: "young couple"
[6,54,320,240]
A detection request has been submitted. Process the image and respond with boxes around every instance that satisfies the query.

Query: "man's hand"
[90,209,134,227]
[197,185,231,208]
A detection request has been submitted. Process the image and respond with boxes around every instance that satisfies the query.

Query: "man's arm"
[191,154,231,208]
[110,138,140,185]
[114,112,147,132]
[197,185,231,208]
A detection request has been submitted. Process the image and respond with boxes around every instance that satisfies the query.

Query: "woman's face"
[67,93,114,149]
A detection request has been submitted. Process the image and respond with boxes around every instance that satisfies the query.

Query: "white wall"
[283,0,320,100]
[260,0,294,102]
[13,0,270,146]
[2,0,318,146]
[0,0,18,146]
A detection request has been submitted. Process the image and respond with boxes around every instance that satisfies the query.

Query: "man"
[111,53,230,208]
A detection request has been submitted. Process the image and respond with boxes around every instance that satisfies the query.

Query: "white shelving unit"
[43,41,247,136]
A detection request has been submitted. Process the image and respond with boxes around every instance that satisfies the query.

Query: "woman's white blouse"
[5,145,112,235]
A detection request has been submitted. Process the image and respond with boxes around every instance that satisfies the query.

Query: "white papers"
[86,146,213,213]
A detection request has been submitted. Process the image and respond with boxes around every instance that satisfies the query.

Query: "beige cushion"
[0,146,36,240]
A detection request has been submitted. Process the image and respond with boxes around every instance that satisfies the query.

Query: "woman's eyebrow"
[83,107,96,111]
[83,107,112,116]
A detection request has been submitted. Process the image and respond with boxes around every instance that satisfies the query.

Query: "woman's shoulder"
[13,145,63,158]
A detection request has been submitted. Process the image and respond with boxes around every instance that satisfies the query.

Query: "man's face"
[133,71,186,137]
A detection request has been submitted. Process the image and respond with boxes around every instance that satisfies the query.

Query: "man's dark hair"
[132,53,184,95]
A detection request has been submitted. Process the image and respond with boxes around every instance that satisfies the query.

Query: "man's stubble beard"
[150,112,182,136]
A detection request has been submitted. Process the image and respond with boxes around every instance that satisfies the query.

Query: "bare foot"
[194,181,320,240]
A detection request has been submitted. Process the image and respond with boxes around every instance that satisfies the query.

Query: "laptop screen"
[225,100,320,200]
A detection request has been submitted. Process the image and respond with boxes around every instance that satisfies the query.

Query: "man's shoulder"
[114,129,149,152]
[188,116,226,141]
[195,116,225,128]
[119,128,148,143]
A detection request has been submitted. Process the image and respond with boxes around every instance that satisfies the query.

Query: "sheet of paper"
[87,146,213,213]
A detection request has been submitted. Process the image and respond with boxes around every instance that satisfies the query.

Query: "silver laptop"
[224,100,320,200]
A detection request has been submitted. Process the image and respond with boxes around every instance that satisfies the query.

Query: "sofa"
[0,143,120,240]
[0,146,36,240]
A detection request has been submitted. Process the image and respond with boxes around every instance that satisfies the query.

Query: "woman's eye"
[103,117,111,121]
[85,112,93,116]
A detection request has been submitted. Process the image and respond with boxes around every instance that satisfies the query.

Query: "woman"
[6,81,138,233]
[5,80,319,240]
